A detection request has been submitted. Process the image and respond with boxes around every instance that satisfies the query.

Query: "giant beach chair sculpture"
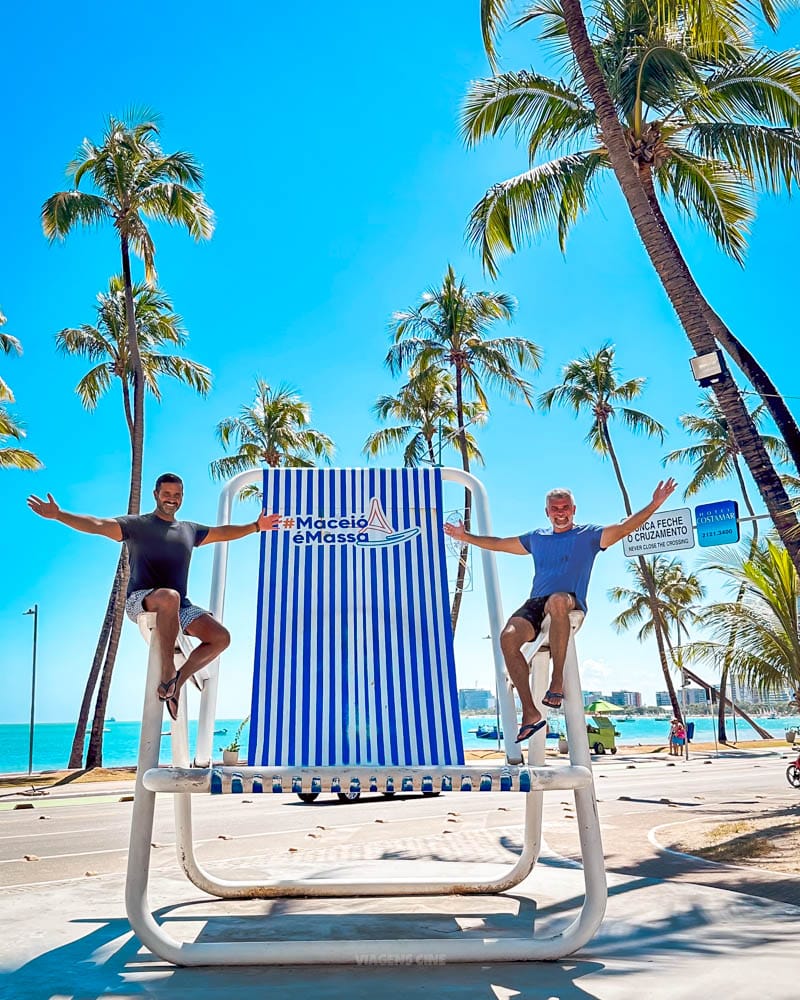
[126,467,607,965]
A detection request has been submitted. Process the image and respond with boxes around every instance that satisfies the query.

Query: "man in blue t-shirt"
[28,472,280,720]
[444,479,676,743]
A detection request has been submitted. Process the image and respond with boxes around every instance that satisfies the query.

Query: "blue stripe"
[274,470,293,763]
[423,469,449,762]
[249,470,269,765]
[314,470,326,766]
[414,471,438,764]
[300,469,313,766]
[401,471,425,764]
[261,470,281,764]
[434,469,463,762]
[378,468,398,764]
[365,466,377,763]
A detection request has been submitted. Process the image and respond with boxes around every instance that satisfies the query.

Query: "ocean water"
[2,713,798,775]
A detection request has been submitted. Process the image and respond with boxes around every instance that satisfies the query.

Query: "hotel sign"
[696,500,740,547]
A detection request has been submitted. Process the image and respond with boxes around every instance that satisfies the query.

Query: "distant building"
[582,690,602,706]
[656,688,708,707]
[458,688,494,712]
[610,690,642,708]
[728,680,793,705]
[682,687,709,706]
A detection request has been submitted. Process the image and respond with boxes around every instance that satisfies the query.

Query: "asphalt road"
[2,748,796,894]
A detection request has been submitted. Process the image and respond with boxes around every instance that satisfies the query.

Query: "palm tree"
[474,0,800,571]
[540,344,686,712]
[609,556,704,719]
[697,537,800,698]
[664,392,789,738]
[363,369,487,468]
[385,264,541,631]
[57,277,211,768]
[0,309,41,471]
[42,111,213,517]
[210,378,334,497]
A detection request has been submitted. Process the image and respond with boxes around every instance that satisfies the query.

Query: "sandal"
[157,673,179,702]
[165,694,180,722]
[542,690,564,709]
[515,719,547,744]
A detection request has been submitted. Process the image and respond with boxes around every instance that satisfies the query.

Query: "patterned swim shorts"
[125,589,212,633]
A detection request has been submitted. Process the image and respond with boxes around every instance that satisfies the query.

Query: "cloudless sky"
[2,2,799,728]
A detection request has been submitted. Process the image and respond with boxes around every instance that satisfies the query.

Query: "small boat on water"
[214,728,228,735]
[472,724,502,740]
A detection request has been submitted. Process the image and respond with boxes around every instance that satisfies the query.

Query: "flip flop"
[515,719,547,744]
[542,690,564,709]
[165,694,180,722]
[157,673,179,702]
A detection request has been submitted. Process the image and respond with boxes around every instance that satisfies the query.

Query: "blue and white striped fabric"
[248,468,464,768]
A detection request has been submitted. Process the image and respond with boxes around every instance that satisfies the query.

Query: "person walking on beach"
[443,479,677,743]
[28,472,279,720]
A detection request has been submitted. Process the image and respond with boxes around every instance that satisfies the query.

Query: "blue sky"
[2,2,799,726]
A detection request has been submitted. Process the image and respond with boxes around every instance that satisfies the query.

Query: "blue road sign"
[695,500,740,547]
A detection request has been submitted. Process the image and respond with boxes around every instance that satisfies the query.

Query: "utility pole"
[23,604,39,775]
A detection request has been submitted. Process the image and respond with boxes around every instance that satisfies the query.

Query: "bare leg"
[178,614,231,695]
[142,589,181,690]
[543,592,576,698]
[500,617,538,727]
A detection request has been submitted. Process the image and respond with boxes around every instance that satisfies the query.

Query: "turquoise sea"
[2,713,799,775]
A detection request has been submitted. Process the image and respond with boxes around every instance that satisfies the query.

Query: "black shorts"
[509,593,578,634]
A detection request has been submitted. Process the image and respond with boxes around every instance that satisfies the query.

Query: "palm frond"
[461,70,594,157]
[657,147,753,263]
[0,446,42,470]
[480,0,514,70]
[467,150,607,276]
[686,122,800,194]
[41,192,112,240]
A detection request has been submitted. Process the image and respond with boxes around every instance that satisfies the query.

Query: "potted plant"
[220,716,249,765]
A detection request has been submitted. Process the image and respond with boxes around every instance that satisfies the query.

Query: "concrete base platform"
[2,850,798,999]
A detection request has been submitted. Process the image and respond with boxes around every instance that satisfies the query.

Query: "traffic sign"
[696,499,740,547]
[622,507,695,557]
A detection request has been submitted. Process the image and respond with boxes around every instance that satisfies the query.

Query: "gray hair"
[545,488,575,505]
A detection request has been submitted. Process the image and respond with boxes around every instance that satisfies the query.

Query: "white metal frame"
[125,467,607,965]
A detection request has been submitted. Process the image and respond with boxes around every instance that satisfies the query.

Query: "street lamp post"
[23,605,38,775]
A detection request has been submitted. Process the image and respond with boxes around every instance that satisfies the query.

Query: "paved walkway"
[1,749,798,999]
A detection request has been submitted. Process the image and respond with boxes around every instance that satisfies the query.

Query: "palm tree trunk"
[85,555,129,768]
[640,174,800,476]
[86,243,145,765]
[603,423,682,716]
[717,460,760,742]
[450,366,471,634]
[559,0,800,573]
[65,550,123,768]
[120,237,145,516]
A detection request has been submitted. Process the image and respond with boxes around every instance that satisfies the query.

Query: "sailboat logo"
[356,497,420,548]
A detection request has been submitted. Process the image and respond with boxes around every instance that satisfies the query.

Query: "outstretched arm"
[201,510,281,545]
[443,519,527,555]
[27,493,123,541]
[600,478,678,548]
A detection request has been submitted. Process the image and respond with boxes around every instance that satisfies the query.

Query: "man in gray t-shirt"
[444,479,676,744]
[28,472,280,720]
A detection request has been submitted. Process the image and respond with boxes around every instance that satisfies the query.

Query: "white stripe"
[345,471,357,762]
[267,469,288,765]
[306,470,319,766]
[320,472,331,765]
[410,472,433,763]
[430,474,460,761]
